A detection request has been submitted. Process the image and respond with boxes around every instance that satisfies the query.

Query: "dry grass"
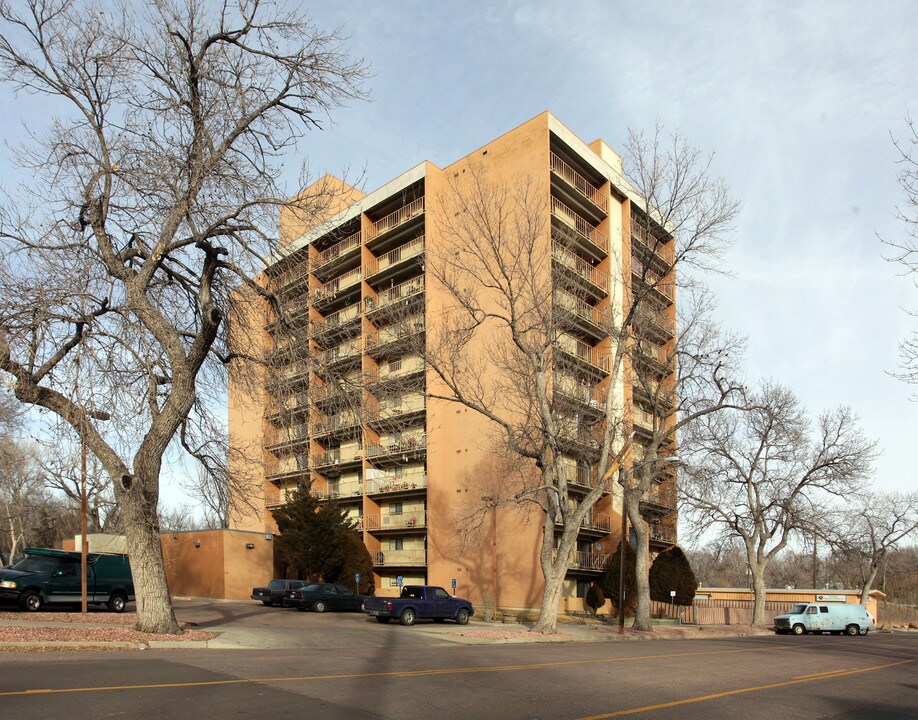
[878,600,918,628]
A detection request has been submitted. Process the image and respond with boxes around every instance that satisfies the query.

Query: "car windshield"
[11,557,63,574]
[302,584,322,592]
[788,604,808,615]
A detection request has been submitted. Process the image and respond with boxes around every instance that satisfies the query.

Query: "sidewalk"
[0,607,775,651]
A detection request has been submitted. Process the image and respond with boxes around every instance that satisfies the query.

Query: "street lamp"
[618,455,679,635]
[80,409,110,614]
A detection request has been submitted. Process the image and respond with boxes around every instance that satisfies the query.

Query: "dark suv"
[251,579,308,606]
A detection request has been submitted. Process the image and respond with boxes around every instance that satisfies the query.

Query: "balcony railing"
[641,486,677,513]
[366,394,426,424]
[317,479,364,500]
[310,303,361,339]
[630,219,674,265]
[365,236,425,278]
[367,276,424,315]
[552,242,609,295]
[366,434,427,461]
[312,447,363,468]
[315,231,362,274]
[365,198,425,243]
[314,267,362,303]
[366,316,425,351]
[631,256,675,302]
[554,374,606,408]
[650,524,677,545]
[551,197,609,254]
[266,428,310,453]
[554,291,607,331]
[366,472,428,495]
[312,412,362,436]
[555,514,611,533]
[560,465,601,490]
[556,337,610,374]
[570,551,609,571]
[633,305,674,339]
[315,338,362,366]
[373,549,426,566]
[550,152,608,213]
[363,511,427,531]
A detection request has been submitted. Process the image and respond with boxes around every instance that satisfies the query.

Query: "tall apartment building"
[228,112,677,612]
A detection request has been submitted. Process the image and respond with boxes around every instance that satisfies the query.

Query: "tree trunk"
[531,563,565,634]
[751,566,767,627]
[859,562,880,605]
[628,495,653,632]
[120,472,180,635]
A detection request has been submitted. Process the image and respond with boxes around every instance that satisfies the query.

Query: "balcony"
[271,263,310,299]
[365,235,425,286]
[640,486,677,518]
[365,316,425,358]
[555,514,612,535]
[634,341,673,378]
[366,357,425,388]
[312,412,362,440]
[365,394,426,431]
[310,302,361,343]
[554,290,608,340]
[311,447,363,475]
[366,435,427,467]
[313,230,362,282]
[265,489,292,510]
[568,550,609,573]
[551,197,609,260]
[366,471,428,496]
[555,337,609,377]
[365,197,425,245]
[560,464,604,493]
[633,304,674,343]
[316,479,364,501]
[365,276,424,323]
[314,338,362,374]
[552,241,609,301]
[363,511,427,532]
[649,523,677,546]
[266,465,309,485]
[373,549,426,567]
[266,427,310,455]
[630,219,674,273]
[631,256,675,306]
[550,151,608,216]
[313,267,363,313]
[265,393,309,425]
[553,374,606,417]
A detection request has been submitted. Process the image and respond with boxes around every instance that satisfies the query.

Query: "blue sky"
[295,1,917,495]
[2,1,915,508]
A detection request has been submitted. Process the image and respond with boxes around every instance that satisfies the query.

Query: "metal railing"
[366,316,425,349]
[312,412,362,436]
[556,337,610,373]
[631,256,675,302]
[554,374,606,407]
[570,551,609,571]
[365,198,425,242]
[315,267,362,303]
[366,472,428,494]
[551,197,609,254]
[318,480,364,499]
[315,338,362,366]
[365,236,425,278]
[366,276,424,314]
[649,524,677,544]
[373,549,426,566]
[312,447,363,468]
[315,231,362,273]
[363,511,427,531]
[554,290,607,329]
[555,514,611,533]
[366,434,427,460]
[550,152,608,213]
[311,303,361,338]
[552,242,609,294]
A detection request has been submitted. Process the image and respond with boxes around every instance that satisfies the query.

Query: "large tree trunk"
[859,561,880,605]
[120,468,180,634]
[627,494,653,632]
[532,515,573,634]
[750,565,767,627]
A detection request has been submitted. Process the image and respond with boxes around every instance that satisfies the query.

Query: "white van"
[773,603,875,636]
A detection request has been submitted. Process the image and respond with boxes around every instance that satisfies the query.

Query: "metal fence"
[650,598,799,626]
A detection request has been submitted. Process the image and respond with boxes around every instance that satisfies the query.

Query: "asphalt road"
[1,629,915,719]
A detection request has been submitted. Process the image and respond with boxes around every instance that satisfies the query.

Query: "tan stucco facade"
[227,112,678,615]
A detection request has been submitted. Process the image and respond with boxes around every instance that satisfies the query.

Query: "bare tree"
[0,438,46,562]
[0,0,366,633]
[883,115,918,386]
[829,491,918,603]
[421,124,742,634]
[680,383,876,626]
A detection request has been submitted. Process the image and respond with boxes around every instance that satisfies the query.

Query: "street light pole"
[81,433,88,614]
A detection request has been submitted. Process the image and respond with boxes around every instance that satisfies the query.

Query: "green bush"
[649,545,698,605]
[602,541,637,614]
[585,584,605,614]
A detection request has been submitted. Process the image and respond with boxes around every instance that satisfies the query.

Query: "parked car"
[361,585,474,626]
[251,579,308,606]
[284,583,365,613]
[0,547,134,612]
[773,603,876,636]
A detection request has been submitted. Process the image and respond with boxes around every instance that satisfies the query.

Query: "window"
[391,501,404,515]
[820,606,829,613]
[806,606,818,615]
[576,580,592,598]
[392,538,404,551]
[434,588,450,600]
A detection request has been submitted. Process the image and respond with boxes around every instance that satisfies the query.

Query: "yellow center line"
[577,658,917,720]
[793,669,849,679]
[0,643,812,698]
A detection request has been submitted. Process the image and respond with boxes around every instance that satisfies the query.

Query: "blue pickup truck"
[361,585,474,626]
